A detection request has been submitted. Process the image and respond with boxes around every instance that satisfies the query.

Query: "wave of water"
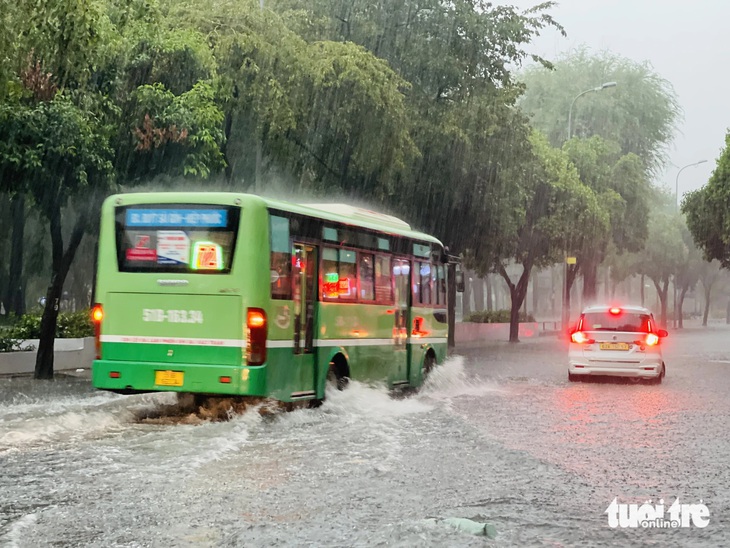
[0,392,173,453]
[419,355,504,402]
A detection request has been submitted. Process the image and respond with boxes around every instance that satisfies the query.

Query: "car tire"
[648,364,665,385]
[568,372,579,382]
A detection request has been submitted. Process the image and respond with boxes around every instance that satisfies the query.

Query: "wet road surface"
[1,323,729,546]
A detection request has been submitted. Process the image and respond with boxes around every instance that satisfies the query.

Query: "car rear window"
[115,205,240,273]
[582,312,651,332]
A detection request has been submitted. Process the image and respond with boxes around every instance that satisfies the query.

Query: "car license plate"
[155,370,184,386]
[599,342,629,351]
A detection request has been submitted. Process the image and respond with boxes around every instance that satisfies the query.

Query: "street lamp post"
[567,82,617,141]
[672,159,708,328]
[561,81,617,330]
[674,160,707,211]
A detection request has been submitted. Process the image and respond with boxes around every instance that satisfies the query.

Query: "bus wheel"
[422,352,436,382]
[328,355,350,391]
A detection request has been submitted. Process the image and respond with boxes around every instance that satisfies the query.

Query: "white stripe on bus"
[101,336,447,349]
[100,335,243,347]
[407,337,448,345]
[315,338,395,347]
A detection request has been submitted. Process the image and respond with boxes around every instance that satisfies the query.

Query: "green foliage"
[56,309,95,338]
[683,132,730,267]
[0,336,34,352]
[131,81,225,178]
[4,310,94,339]
[463,310,535,323]
[519,49,681,176]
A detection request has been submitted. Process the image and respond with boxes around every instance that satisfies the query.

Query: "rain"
[3,0,730,546]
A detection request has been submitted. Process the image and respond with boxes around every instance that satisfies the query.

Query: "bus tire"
[328,354,350,391]
[422,351,436,382]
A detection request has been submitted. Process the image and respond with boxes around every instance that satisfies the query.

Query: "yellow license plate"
[154,370,184,386]
[599,342,629,351]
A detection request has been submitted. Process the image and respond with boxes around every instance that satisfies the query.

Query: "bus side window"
[419,262,432,305]
[322,247,339,299]
[412,263,421,305]
[360,253,375,301]
[270,215,291,299]
[437,265,446,305]
[375,255,392,303]
[338,249,357,299]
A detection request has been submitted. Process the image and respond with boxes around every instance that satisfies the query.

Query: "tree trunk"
[582,259,599,303]
[498,262,531,343]
[34,209,87,379]
[486,275,493,311]
[652,277,670,328]
[562,263,580,330]
[222,109,235,183]
[703,284,712,327]
[462,271,472,317]
[5,194,26,316]
[447,262,456,351]
[640,274,645,306]
[678,285,689,329]
[472,277,484,312]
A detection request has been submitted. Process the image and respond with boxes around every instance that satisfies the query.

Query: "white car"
[568,305,667,384]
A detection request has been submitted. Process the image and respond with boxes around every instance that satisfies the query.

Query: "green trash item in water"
[428,517,497,538]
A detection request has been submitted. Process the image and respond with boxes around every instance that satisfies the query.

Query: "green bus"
[91,192,453,404]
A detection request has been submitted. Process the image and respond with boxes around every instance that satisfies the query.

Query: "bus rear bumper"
[91,359,267,396]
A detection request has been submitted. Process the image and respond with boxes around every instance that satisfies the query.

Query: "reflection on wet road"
[1,325,729,546]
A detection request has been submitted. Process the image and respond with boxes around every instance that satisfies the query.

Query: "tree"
[561,137,652,301]
[636,211,686,327]
[1,0,230,378]
[697,260,722,327]
[269,0,566,262]
[493,131,605,342]
[674,221,703,328]
[518,49,681,176]
[683,131,730,266]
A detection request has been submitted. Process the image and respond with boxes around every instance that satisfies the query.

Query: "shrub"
[56,310,95,338]
[3,310,94,341]
[463,309,536,323]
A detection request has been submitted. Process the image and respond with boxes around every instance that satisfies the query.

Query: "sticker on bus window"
[338,278,351,295]
[191,241,223,270]
[126,233,157,261]
[157,231,190,265]
[126,247,157,262]
[324,272,340,298]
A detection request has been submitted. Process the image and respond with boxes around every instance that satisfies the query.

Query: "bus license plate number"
[599,342,629,351]
[155,370,184,386]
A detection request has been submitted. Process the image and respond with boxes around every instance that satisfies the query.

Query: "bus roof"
[107,192,443,246]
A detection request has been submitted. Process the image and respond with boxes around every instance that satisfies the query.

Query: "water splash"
[419,355,503,402]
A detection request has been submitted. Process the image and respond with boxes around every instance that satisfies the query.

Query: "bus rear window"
[115,205,240,273]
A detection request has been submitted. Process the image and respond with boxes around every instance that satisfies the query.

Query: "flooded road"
[2,324,729,546]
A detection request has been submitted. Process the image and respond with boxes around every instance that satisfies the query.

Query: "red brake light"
[609,307,621,315]
[645,333,660,346]
[92,305,104,323]
[571,331,594,344]
[246,308,267,365]
[91,304,103,360]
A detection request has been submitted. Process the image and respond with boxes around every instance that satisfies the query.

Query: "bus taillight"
[246,308,267,365]
[91,304,103,360]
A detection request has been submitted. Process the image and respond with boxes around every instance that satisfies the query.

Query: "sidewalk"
[0,337,94,376]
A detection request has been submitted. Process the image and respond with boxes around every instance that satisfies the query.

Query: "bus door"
[392,258,411,383]
[291,243,317,397]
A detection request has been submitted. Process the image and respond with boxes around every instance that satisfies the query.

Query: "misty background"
[505,0,729,200]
